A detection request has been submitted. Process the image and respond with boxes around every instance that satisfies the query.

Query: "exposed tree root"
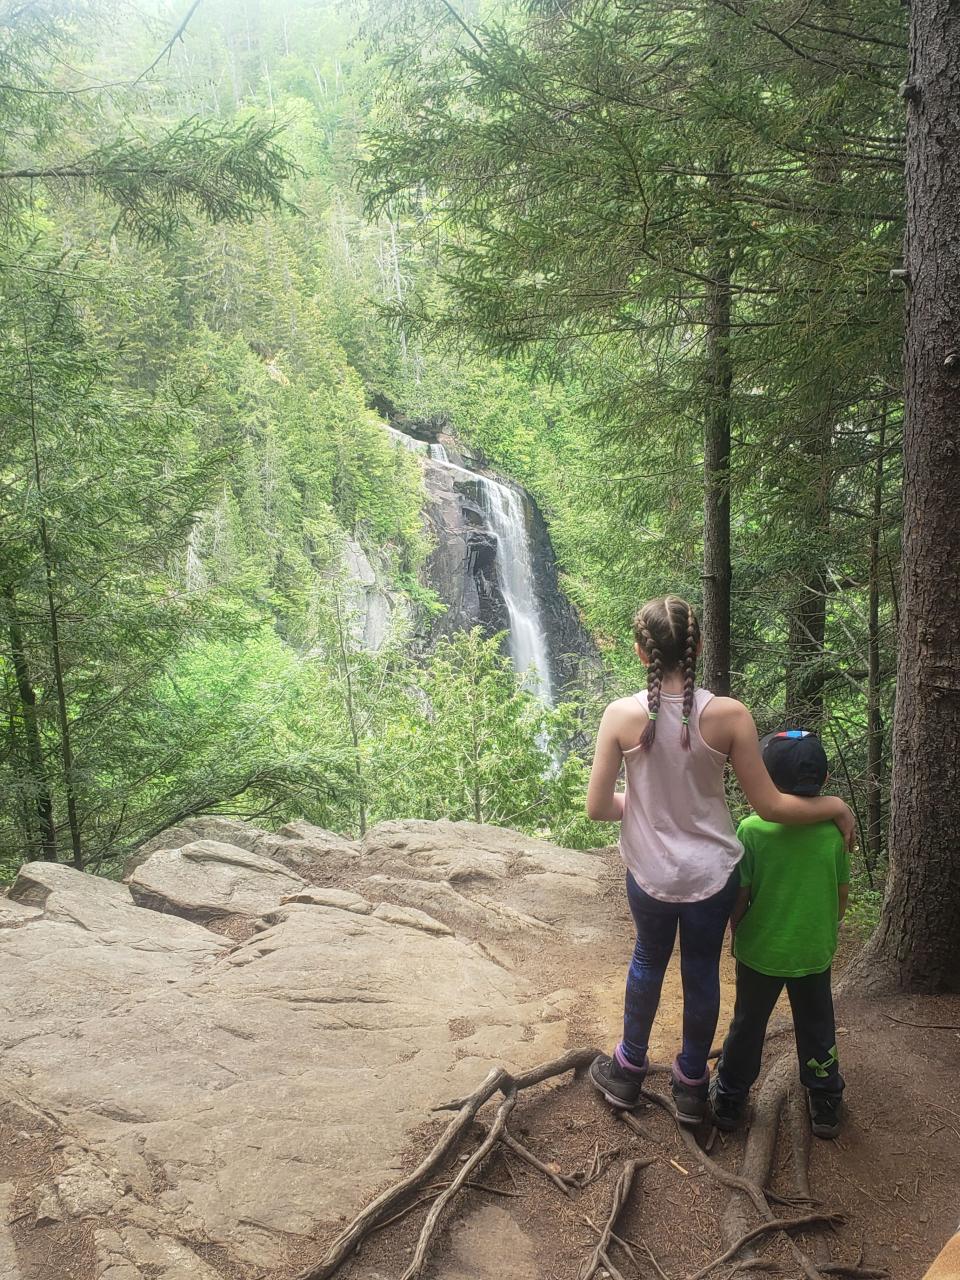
[500,1129,579,1196]
[687,1212,844,1280]
[293,1047,599,1280]
[789,1082,831,1266]
[717,1053,841,1280]
[371,1180,519,1234]
[636,1059,826,1280]
[579,1157,653,1280]
[294,1045,866,1280]
[401,1087,518,1279]
[721,1055,794,1247]
[820,1267,889,1279]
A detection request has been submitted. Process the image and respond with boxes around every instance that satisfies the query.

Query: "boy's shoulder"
[737,814,842,848]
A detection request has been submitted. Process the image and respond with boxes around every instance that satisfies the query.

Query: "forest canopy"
[2,0,954,991]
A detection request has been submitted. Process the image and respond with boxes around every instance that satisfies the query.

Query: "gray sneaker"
[589,1054,646,1110]
[671,1074,709,1126]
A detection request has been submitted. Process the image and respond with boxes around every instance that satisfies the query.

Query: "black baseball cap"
[759,729,829,796]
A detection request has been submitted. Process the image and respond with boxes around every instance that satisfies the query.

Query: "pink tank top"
[619,687,743,902]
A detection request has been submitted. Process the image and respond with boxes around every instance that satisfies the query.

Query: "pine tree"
[849,0,960,992]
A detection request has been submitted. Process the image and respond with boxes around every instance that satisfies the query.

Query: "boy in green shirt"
[710,730,850,1139]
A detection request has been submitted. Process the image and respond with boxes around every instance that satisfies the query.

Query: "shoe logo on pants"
[806,1045,839,1078]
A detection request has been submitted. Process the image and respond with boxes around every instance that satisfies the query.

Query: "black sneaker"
[589,1054,646,1110]
[671,1072,709,1126]
[808,1090,843,1139]
[708,1077,746,1131]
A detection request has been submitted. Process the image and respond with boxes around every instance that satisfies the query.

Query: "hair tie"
[647,711,658,721]
[681,715,689,725]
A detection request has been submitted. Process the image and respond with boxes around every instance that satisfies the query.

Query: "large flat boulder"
[0,840,579,1275]
[125,839,308,923]
[356,820,609,944]
[135,816,361,885]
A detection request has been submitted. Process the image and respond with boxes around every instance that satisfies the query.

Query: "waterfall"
[383,422,555,704]
[477,477,555,704]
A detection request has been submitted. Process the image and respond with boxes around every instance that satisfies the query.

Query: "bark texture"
[701,213,733,697]
[853,0,960,992]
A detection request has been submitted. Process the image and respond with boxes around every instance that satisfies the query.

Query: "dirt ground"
[311,992,960,1280]
[297,862,960,1280]
[3,854,959,1280]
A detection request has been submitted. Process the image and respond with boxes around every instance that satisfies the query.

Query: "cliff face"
[417,434,596,697]
[420,458,512,642]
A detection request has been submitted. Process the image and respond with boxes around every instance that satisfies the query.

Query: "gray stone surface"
[0,818,602,1275]
[340,538,409,652]
[126,839,307,922]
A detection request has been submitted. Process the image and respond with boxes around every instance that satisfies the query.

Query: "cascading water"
[383,424,555,703]
[477,477,554,704]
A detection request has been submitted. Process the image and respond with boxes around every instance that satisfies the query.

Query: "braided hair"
[632,596,701,751]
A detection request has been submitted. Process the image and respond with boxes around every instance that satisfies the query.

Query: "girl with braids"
[586,596,855,1124]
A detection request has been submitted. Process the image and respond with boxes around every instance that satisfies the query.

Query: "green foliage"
[844,886,883,940]
[370,629,603,847]
[0,0,909,890]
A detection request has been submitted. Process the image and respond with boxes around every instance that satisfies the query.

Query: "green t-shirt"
[733,815,850,978]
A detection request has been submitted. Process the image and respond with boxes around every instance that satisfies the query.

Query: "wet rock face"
[421,465,511,641]
[420,450,595,693]
[523,490,598,691]
[0,816,606,1278]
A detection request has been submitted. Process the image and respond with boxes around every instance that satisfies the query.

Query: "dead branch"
[402,1089,518,1279]
[882,1014,960,1031]
[687,1213,845,1280]
[580,1158,653,1280]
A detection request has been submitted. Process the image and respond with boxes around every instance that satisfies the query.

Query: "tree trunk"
[865,406,887,880]
[701,180,733,697]
[2,584,57,861]
[851,1,960,992]
[785,558,828,727]
[24,334,83,869]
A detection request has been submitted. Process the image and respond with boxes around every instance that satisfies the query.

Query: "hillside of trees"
[1,0,957,991]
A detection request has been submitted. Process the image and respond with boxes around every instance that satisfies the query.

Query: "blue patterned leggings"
[620,870,739,1081]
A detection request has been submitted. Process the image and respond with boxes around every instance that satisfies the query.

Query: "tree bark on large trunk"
[701,205,733,697]
[865,406,887,881]
[850,0,960,992]
[3,584,57,861]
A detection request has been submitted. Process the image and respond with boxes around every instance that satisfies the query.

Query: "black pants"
[716,962,844,1099]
